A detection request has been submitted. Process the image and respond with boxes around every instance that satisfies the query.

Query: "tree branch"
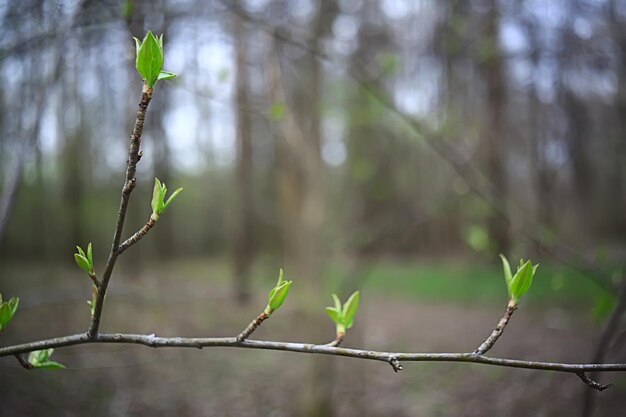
[237,312,269,342]
[325,333,344,347]
[87,86,153,338]
[577,372,614,391]
[13,353,33,369]
[117,217,156,255]
[474,300,517,355]
[1,332,626,378]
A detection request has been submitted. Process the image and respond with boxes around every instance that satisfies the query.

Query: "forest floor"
[0,258,624,416]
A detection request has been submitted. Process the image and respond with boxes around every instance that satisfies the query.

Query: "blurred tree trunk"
[264,11,331,411]
[607,1,626,236]
[233,15,254,304]
[61,63,85,251]
[483,0,510,254]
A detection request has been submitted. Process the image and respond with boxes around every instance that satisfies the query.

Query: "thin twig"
[87,86,153,338]
[118,217,156,255]
[577,372,614,391]
[325,333,344,347]
[237,312,269,342]
[474,301,517,355]
[13,353,33,369]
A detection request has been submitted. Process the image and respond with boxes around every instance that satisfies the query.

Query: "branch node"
[388,356,403,372]
[123,178,137,195]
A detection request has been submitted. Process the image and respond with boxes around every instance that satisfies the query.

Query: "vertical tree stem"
[87,86,153,338]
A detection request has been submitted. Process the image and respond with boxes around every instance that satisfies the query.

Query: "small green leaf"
[76,246,86,258]
[0,297,18,331]
[499,254,513,295]
[36,361,66,370]
[87,243,93,267]
[157,70,177,81]
[342,291,360,329]
[332,294,341,311]
[0,304,11,330]
[325,307,342,325]
[509,260,537,303]
[29,349,65,370]
[133,36,141,58]
[268,280,292,312]
[164,187,183,210]
[8,297,19,317]
[74,253,91,273]
[276,268,284,287]
[151,178,163,218]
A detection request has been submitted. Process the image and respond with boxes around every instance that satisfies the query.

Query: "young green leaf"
[332,294,341,311]
[499,254,513,295]
[87,284,98,317]
[135,31,164,87]
[267,281,293,312]
[325,291,361,336]
[342,291,360,329]
[264,269,293,314]
[0,296,19,331]
[151,178,164,218]
[87,242,93,267]
[164,187,183,209]
[28,349,65,370]
[74,253,90,273]
[501,256,539,304]
[325,307,341,325]
[510,261,535,303]
[278,268,284,285]
[151,178,183,220]
[157,70,177,81]
[36,361,66,370]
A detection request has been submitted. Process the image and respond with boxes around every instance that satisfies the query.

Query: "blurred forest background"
[0,0,625,416]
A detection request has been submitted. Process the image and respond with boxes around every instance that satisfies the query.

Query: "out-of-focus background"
[0,0,625,416]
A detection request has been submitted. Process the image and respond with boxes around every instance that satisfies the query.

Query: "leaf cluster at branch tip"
[500,254,538,304]
[325,291,360,335]
[134,31,177,88]
[28,349,65,370]
[74,243,94,275]
[151,178,183,221]
[265,269,293,314]
[0,292,19,332]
